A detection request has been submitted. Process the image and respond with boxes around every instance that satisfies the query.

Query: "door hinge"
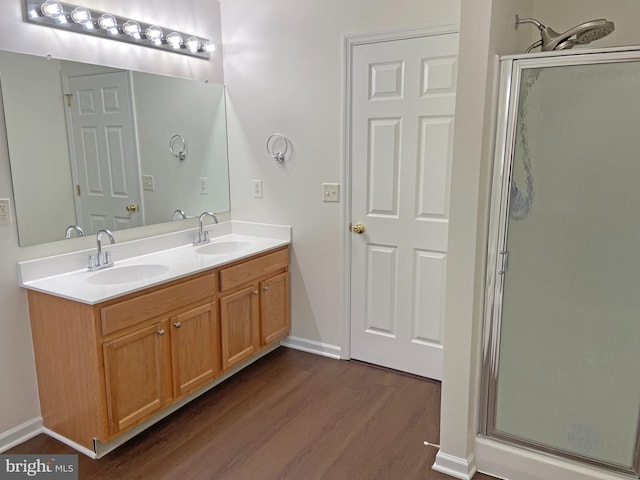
[76,184,81,196]
[64,93,72,108]
[497,250,509,275]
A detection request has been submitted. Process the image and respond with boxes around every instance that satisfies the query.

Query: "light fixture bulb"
[202,41,216,53]
[40,0,63,18]
[166,32,183,49]
[145,25,164,44]
[70,7,91,24]
[184,37,200,53]
[98,14,117,30]
[122,20,141,39]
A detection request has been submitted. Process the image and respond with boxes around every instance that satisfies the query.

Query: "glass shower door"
[483,53,640,475]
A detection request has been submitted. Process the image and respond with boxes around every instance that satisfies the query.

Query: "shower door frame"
[480,47,640,477]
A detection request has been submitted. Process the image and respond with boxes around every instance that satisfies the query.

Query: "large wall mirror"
[0,50,230,247]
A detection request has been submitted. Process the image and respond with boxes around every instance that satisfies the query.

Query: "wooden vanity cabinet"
[27,245,289,454]
[27,270,218,449]
[102,299,220,435]
[218,247,290,371]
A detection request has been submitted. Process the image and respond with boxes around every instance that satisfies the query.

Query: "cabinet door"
[103,322,170,434]
[260,271,290,346]
[170,302,220,398]
[220,285,260,370]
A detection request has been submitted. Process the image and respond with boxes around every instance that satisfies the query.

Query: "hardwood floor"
[8,348,496,480]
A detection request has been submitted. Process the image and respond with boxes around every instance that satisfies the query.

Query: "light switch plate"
[0,198,11,224]
[198,177,209,195]
[252,180,263,198]
[142,175,155,191]
[322,183,340,202]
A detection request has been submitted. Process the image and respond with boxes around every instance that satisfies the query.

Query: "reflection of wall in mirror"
[0,51,75,245]
[132,72,229,225]
[0,51,230,247]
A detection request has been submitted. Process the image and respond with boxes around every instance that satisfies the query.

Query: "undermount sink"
[196,241,253,256]
[85,264,170,285]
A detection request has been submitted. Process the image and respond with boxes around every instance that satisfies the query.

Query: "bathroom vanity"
[18,222,291,457]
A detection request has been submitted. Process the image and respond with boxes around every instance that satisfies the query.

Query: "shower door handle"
[498,250,509,275]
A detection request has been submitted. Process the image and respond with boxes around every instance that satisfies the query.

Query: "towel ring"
[169,134,188,161]
[266,133,289,163]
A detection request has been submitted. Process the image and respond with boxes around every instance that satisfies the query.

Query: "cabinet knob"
[173,322,182,328]
[263,286,269,291]
[158,329,166,336]
[252,290,259,296]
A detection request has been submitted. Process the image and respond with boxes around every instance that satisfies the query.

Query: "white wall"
[0,52,76,245]
[0,0,223,445]
[219,0,461,349]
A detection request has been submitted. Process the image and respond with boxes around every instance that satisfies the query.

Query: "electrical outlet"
[0,198,11,224]
[142,175,155,191]
[198,177,209,195]
[322,183,340,202]
[252,180,263,198]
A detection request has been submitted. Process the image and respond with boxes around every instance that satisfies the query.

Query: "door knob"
[125,204,138,212]
[352,223,365,234]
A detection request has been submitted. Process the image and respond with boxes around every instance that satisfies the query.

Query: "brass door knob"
[125,204,138,213]
[352,223,365,234]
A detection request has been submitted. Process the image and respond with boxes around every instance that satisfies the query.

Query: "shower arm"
[515,15,545,31]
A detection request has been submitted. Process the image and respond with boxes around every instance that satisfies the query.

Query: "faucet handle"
[88,254,96,270]
[104,251,113,266]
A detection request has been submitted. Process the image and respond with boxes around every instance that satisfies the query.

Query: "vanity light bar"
[23,0,213,59]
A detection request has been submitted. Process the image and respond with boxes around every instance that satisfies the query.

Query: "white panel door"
[350,33,458,379]
[67,71,141,234]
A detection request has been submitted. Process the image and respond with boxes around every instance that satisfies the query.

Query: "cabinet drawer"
[219,248,289,292]
[101,272,216,336]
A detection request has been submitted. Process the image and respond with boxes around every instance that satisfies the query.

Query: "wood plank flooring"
[8,347,496,480]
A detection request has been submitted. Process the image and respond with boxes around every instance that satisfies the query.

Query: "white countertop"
[18,221,291,305]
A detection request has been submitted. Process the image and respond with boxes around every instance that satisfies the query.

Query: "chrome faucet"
[89,229,115,271]
[193,211,218,245]
[172,209,187,220]
[64,225,84,239]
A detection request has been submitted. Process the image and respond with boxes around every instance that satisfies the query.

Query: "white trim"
[341,22,461,362]
[433,450,478,480]
[0,417,43,453]
[345,21,460,46]
[280,336,342,360]
[42,428,97,459]
[475,437,633,480]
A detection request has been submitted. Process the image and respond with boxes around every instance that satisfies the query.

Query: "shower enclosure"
[482,48,640,476]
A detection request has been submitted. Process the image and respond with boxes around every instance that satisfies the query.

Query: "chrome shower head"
[515,15,615,53]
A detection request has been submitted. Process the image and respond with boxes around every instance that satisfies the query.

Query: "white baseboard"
[42,428,97,459]
[433,450,478,480]
[0,417,43,453]
[280,336,342,359]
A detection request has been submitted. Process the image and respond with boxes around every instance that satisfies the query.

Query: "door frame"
[341,22,460,360]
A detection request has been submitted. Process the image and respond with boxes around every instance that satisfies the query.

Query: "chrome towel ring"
[266,133,289,163]
[169,134,188,161]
